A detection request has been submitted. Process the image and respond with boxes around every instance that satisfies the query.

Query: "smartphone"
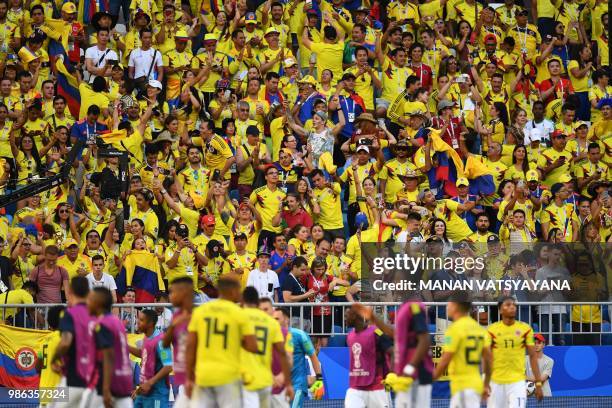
[238,70,248,81]
[223,90,231,100]
[212,169,221,181]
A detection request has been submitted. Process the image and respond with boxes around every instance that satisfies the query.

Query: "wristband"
[535,381,543,387]
[160,190,167,195]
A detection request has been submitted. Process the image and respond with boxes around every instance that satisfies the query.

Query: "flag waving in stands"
[54,56,81,119]
[116,249,166,303]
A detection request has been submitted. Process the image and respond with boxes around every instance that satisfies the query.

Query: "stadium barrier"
[1,302,611,345]
[303,397,612,407]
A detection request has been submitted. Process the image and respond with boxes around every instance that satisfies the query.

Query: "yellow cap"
[18,47,39,64]
[175,30,189,40]
[61,2,77,14]
[456,177,470,187]
[265,27,280,36]
[63,238,79,248]
[204,33,217,42]
[298,75,318,86]
[574,121,589,131]
[283,57,297,68]
[526,169,539,182]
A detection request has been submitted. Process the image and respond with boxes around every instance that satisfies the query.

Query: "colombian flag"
[116,250,166,303]
[79,0,110,25]
[99,129,128,150]
[55,56,81,119]
[427,129,495,198]
[0,324,54,388]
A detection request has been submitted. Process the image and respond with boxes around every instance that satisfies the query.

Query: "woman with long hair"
[9,233,36,290]
[476,101,509,153]
[204,180,236,241]
[10,132,42,189]
[589,69,612,123]
[568,44,594,121]
[46,202,80,245]
[210,81,235,132]
[295,178,319,216]
[288,224,315,258]
[281,134,306,167]
[428,218,453,255]
[505,145,536,182]
[120,218,155,255]
[437,55,459,83]
[317,69,334,100]
[454,20,475,61]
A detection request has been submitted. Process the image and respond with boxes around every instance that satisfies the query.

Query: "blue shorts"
[134,390,169,408]
[290,389,308,408]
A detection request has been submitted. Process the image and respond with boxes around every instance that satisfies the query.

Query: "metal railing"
[1,302,611,346]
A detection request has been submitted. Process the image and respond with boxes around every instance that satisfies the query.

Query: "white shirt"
[524,119,554,145]
[246,268,279,299]
[86,272,117,291]
[155,307,173,332]
[128,47,163,80]
[84,46,118,83]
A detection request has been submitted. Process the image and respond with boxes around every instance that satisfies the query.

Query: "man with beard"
[188,119,235,181]
[379,140,418,205]
[469,213,497,244]
[177,145,210,197]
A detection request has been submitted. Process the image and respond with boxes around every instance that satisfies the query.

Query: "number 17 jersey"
[487,320,534,384]
[188,299,255,387]
[443,316,490,396]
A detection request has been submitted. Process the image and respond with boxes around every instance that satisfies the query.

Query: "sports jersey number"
[204,317,229,349]
[465,335,484,365]
[41,344,48,369]
[254,326,269,355]
[504,338,515,348]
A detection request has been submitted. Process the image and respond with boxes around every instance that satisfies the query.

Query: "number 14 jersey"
[188,299,255,387]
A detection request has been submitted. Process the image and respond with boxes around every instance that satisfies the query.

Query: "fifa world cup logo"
[352,343,362,369]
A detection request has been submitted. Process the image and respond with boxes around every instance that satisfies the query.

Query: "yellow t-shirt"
[164,246,197,287]
[310,42,345,83]
[340,162,380,204]
[195,134,234,178]
[487,320,534,384]
[130,208,159,239]
[379,159,418,203]
[249,186,285,233]
[78,83,111,120]
[56,254,93,280]
[239,307,284,391]
[537,147,573,187]
[0,288,33,320]
[313,183,344,230]
[188,299,255,387]
[238,142,268,185]
[433,200,473,241]
[380,58,414,102]
[541,202,579,241]
[567,60,589,93]
[443,315,490,395]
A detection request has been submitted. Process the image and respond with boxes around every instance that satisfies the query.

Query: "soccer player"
[37,306,64,407]
[344,307,393,408]
[241,287,294,407]
[433,294,492,408]
[274,307,323,408]
[351,299,433,408]
[162,277,194,408]
[486,296,544,407]
[185,276,259,406]
[129,309,173,408]
[88,287,134,408]
[52,277,97,408]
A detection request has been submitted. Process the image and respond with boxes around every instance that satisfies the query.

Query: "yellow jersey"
[249,185,286,233]
[433,200,473,241]
[312,183,344,230]
[57,254,93,280]
[487,320,534,384]
[240,307,284,391]
[443,316,490,395]
[39,330,62,397]
[188,299,255,387]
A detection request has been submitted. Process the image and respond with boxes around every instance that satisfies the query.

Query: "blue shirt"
[332,95,364,140]
[70,120,108,143]
[270,251,291,292]
[289,328,316,391]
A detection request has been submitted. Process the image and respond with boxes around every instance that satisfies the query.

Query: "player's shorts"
[488,380,527,408]
[243,386,271,408]
[173,385,189,408]
[345,388,391,408]
[290,388,308,408]
[450,389,481,408]
[271,390,289,408]
[190,381,243,408]
[376,98,390,110]
[394,382,432,408]
[57,386,95,408]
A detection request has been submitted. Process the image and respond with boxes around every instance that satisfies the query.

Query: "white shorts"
[270,390,289,408]
[243,386,271,408]
[450,389,481,408]
[394,382,432,408]
[190,381,243,408]
[58,386,94,408]
[487,381,527,408]
[173,385,190,408]
[345,388,391,408]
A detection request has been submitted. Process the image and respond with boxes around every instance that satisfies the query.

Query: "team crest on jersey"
[15,347,37,371]
[515,330,522,336]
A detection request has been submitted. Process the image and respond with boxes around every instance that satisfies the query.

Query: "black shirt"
[281,273,308,319]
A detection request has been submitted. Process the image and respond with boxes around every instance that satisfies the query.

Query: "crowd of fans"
[0,0,609,345]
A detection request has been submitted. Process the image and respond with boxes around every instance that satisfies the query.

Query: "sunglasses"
[59,209,69,213]
[554,135,566,139]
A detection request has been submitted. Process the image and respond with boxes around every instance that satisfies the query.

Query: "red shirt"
[305,273,333,316]
[536,77,573,106]
[281,208,313,230]
[409,63,433,90]
[432,117,462,156]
